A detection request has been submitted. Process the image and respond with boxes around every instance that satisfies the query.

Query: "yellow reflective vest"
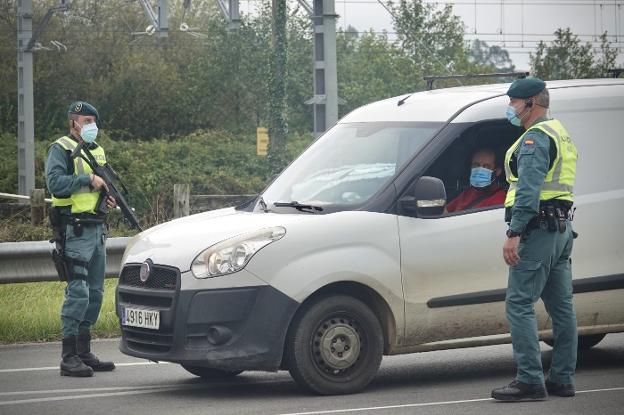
[504,119,578,208]
[50,136,107,214]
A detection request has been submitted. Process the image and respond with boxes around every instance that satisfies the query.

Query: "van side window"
[403,120,522,218]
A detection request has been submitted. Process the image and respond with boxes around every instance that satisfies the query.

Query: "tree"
[530,28,619,80]
[468,39,515,73]
[337,29,417,115]
[388,0,468,77]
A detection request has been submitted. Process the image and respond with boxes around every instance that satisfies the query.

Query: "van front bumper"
[115,264,299,371]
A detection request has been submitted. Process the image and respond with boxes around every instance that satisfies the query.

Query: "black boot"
[491,380,548,402]
[546,379,575,397]
[77,330,116,372]
[60,336,94,377]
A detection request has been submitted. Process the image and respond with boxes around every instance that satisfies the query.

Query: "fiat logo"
[139,260,151,283]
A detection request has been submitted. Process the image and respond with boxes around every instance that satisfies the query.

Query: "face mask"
[79,122,98,143]
[506,105,522,126]
[470,167,494,188]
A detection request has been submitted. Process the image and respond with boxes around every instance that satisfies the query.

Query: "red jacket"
[446,186,507,213]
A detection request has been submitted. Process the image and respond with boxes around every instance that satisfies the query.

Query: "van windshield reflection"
[261,122,442,211]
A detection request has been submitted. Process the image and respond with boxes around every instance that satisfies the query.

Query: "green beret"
[67,101,99,121]
[506,77,546,98]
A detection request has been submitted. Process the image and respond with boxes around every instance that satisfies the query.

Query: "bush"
[0,129,315,235]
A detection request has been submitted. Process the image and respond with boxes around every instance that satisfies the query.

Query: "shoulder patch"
[519,137,537,155]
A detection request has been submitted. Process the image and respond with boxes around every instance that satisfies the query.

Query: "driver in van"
[446,147,506,212]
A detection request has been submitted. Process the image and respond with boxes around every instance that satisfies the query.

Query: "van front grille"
[119,264,178,290]
[122,326,174,353]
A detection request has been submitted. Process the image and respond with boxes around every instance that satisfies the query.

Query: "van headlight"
[191,227,286,278]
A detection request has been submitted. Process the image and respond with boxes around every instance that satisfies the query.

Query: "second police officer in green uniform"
[45,101,116,377]
[491,77,578,401]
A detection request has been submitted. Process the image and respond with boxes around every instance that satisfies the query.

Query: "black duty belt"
[71,213,106,224]
[506,203,572,235]
[505,199,572,223]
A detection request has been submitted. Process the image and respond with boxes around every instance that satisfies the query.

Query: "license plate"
[122,307,160,330]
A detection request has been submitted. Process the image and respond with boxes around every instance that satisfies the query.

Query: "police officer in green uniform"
[491,78,578,401]
[45,101,116,377]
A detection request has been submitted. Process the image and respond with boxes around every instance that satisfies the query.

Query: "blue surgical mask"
[80,122,98,143]
[470,167,494,188]
[506,105,522,126]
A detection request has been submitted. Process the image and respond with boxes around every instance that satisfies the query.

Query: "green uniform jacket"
[45,136,91,198]
[509,117,557,234]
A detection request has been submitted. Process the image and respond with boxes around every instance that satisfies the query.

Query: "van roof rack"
[423,72,530,91]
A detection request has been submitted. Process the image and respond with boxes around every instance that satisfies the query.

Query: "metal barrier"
[0,191,52,203]
[0,237,130,284]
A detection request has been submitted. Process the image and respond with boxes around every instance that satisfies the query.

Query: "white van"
[116,78,624,395]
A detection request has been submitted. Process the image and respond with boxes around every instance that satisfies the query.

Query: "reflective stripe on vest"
[50,136,107,214]
[504,119,578,208]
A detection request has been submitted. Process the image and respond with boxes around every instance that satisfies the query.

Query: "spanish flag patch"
[524,139,534,145]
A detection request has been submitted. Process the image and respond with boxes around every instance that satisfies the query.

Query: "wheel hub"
[316,320,361,371]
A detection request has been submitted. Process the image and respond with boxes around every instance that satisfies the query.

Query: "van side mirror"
[398,176,446,217]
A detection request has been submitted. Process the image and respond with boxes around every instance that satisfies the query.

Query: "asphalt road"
[1,333,623,415]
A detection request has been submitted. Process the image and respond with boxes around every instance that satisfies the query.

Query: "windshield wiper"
[273,201,324,213]
[257,196,270,213]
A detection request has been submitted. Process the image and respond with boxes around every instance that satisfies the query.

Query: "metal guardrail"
[0,237,130,284]
[0,191,52,203]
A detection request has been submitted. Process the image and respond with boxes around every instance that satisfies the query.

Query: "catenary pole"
[16,0,35,196]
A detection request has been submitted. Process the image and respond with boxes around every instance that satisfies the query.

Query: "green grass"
[0,279,120,343]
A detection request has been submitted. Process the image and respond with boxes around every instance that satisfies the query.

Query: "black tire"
[543,333,606,350]
[285,295,383,395]
[181,364,243,379]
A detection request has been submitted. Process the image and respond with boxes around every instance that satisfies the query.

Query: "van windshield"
[261,122,442,211]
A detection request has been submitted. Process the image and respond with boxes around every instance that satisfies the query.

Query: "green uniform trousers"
[506,219,577,386]
[61,222,107,338]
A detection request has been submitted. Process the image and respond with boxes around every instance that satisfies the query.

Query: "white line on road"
[274,386,624,415]
[0,379,289,406]
[0,361,169,373]
[0,384,179,397]
[0,387,197,406]
[0,382,622,409]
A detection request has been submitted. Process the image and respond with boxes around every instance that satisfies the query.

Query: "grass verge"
[0,279,120,344]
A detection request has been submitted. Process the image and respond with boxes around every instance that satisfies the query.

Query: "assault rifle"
[71,140,143,231]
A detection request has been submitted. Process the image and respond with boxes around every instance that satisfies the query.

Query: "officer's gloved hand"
[89,174,109,192]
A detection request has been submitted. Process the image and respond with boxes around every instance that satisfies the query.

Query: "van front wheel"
[285,295,383,395]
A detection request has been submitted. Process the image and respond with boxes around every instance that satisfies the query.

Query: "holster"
[51,248,70,282]
[48,208,92,281]
[539,203,570,233]
[543,205,558,232]
[48,207,69,281]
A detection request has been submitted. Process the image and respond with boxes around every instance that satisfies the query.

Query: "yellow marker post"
[257,127,269,156]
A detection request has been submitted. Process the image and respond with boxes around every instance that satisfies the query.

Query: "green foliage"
[337,29,419,116]
[95,129,313,225]
[4,1,619,232]
[0,128,313,233]
[468,39,515,73]
[0,133,18,194]
[530,28,619,80]
[0,221,52,243]
[389,0,469,76]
